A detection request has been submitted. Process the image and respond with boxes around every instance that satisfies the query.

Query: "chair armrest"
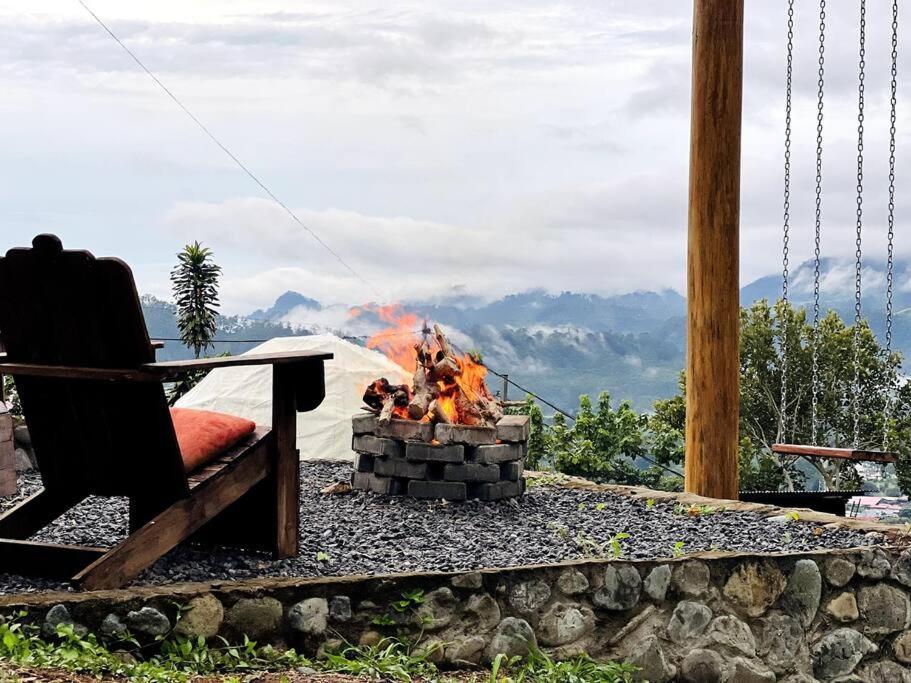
[143,351,333,379]
[0,361,162,382]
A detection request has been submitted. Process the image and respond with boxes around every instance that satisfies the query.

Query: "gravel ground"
[0,461,879,595]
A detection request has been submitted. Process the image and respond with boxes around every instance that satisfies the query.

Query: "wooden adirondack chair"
[0,234,332,590]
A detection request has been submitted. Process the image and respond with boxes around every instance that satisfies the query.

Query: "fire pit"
[351,323,529,501]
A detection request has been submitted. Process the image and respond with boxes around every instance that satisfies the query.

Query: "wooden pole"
[685,0,743,500]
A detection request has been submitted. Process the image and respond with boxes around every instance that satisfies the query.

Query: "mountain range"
[143,257,911,413]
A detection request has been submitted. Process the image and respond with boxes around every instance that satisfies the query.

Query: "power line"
[75,0,384,301]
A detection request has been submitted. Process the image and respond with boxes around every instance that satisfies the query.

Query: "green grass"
[0,612,637,683]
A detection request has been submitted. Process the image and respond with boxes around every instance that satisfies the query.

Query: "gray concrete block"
[350,472,406,495]
[375,456,428,480]
[405,442,465,464]
[472,479,524,501]
[351,413,377,435]
[473,442,525,464]
[434,423,497,446]
[352,435,403,458]
[500,461,524,481]
[496,415,530,442]
[353,453,375,473]
[408,480,467,501]
[375,419,434,442]
[444,463,500,483]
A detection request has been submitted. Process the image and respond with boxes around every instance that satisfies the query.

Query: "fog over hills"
[144,257,911,413]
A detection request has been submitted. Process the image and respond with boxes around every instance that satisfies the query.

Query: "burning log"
[363,323,502,428]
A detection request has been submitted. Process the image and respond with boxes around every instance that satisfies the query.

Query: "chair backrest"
[0,234,188,500]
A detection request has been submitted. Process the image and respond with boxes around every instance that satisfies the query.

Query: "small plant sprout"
[595,502,607,512]
[578,502,588,511]
[316,551,331,563]
[608,533,630,559]
[788,511,800,522]
[646,498,656,508]
[671,541,685,558]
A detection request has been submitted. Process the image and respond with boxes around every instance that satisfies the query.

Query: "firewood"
[428,398,451,424]
[408,366,436,420]
[378,395,396,424]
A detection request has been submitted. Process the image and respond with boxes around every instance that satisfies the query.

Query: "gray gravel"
[0,461,880,595]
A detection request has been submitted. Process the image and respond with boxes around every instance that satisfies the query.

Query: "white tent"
[176,334,410,461]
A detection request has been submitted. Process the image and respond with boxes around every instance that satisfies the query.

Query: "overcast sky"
[1,0,908,313]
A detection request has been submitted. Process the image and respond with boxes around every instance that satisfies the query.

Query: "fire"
[352,304,500,426]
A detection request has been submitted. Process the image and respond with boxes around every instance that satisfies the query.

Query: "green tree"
[171,242,221,358]
[652,299,911,492]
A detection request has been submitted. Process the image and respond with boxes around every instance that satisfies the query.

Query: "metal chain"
[811,0,827,445]
[852,0,867,449]
[883,0,899,451]
[779,0,795,442]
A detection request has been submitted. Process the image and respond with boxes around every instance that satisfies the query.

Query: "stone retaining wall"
[0,409,14,496]
[5,547,911,681]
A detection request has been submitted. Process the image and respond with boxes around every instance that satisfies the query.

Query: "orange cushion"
[170,407,256,473]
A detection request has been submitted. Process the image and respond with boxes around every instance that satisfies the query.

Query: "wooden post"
[685,0,743,500]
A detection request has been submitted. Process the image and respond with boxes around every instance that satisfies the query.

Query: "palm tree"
[171,242,221,358]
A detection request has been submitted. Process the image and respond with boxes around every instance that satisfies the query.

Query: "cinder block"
[408,480,467,501]
[352,413,377,435]
[0,463,15,497]
[352,435,404,458]
[472,479,524,501]
[375,419,434,442]
[500,461,524,481]
[496,415,530,442]
[353,453,375,473]
[375,456,428,480]
[405,442,465,464]
[435,423,497,446]
[472,442,525,464]
[351,472,406,495]
[444,462,500,483]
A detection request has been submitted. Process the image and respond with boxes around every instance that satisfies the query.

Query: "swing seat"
[771,443,898,464]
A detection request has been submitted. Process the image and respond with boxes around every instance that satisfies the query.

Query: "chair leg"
[272,366,300,558]
[74,440,271,590]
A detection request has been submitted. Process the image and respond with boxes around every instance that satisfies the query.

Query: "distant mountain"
[141,256,911,412]
[249,291,320,322]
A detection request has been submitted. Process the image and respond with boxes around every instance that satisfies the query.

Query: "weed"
[645,498,656,508]
[322,638,438,682]
[595,502,607,512]
[671,541,685,558]
[607,533,630,559]
[489,647,638,682]
[315,551,331,563]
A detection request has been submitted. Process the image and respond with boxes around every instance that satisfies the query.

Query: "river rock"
[452,572,484,590]
[592,564,641,610]
[445,635,487,665]
[893,550,911,588]
[288,598,328,636]
[724,561,787,617]
[825,593,858,623]
[858,661,911,683]
[556,568,589,595]
[811,628,877,680]
[627,635,675,683]
[727,657,776,683]
[681,648,724,683]
[858,583,911,635]
[175,595,224,639]
[100,614,128,640]
[783,559,822,627]
[895,631,911,664]
[42,604,87,639]
[485,617,537,661]
[125,607,170,638]
[537,602,594,646]
[856,548,891,580]
[509,579,551,614]
[704,614,756,657]
[667,600,712,643]
[225,597,283,641]
[824,557,856,588]
[644,565,672,602]
[463,593,501,632]
[757,613,807,675]
[329,596,352,622]
[415,588,457,631]
[673,561,711,597]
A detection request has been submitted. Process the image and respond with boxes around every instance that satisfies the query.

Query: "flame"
[352,303,496,425]
[350,304,419,373]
